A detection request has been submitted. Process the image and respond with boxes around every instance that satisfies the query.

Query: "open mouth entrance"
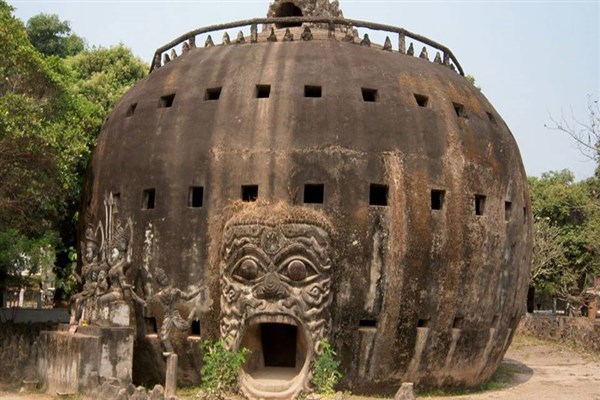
[262,323,297,367]
[240,321,308,386]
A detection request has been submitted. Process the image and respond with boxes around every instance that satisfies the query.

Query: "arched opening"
[274,2,303,29]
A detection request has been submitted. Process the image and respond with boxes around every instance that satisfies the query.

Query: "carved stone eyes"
[280,258,318,283]
[237,259,259,280]
[232,256,318,283]
[287,260,308,281]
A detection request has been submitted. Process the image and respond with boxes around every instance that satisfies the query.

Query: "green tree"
[67,45,147,141]
[528,170,600,308]
[0,3,147,302]
[26,13,84,58]
[0,2,75,298]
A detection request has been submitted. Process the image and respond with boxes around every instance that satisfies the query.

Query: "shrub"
[311,339,342,395]
[200,338,250,399]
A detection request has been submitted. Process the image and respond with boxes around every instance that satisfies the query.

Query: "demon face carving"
[220,208,334,399]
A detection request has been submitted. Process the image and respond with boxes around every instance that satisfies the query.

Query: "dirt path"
[2,334,599,400]
[419,335,600,400]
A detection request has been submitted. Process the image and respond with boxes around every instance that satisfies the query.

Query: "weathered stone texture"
[80,4,532,395]
[38,325,134,395]
[0,322,53,385]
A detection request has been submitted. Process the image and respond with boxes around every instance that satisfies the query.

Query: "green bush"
[200,338,249,399]
[311,339,342,395]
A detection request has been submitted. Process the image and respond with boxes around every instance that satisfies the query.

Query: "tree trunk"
[527,286,535,313]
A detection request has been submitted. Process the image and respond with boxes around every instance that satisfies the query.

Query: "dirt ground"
[2,334,599,400]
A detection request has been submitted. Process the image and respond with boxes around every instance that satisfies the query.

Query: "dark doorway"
[261,323,297,368]
[275,2,303,28]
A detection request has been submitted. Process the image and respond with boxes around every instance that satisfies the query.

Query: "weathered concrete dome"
[80,0,532,397]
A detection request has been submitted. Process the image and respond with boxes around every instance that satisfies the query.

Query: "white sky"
[9,0,600,180]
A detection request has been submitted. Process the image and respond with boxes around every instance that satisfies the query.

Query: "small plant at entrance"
[311,339,342,395]
[200,338,250,399]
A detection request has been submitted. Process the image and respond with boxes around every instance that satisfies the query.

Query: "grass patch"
[417,363,518,398]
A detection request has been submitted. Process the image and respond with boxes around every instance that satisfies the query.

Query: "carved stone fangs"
[301,26,314,41]
[434,52,442,64]
[163,53,171,64]
[443,52,451,66]
[152,54,161,70]
[360,33,371,47]
[419,47,429,60]
[222,32,231,45]
[283,28,294,42]
[189,37,196,48]
[205,35,215,47]
[170,49,177,60]
[407,43,415,56]
[181,42,190,54]
[236,31,245,44]
[267,28,278,42]
[383,36,393,51]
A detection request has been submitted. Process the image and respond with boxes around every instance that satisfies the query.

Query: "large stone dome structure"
[79,0,532,397]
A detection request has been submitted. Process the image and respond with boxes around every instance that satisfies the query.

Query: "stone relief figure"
[132,268,210,356]
[219,204,335,400]
[70,193,134,326]
[70,225,102,324]
[99,222,133,305]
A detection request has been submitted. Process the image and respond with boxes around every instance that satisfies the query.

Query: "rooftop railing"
[150,16,464,76]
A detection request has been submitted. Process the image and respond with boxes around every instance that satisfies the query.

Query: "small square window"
[359,320,377,328]
[159,94,176,108]
[242,185,258,202]
[126,103,137,117]
[205,87,222,101]
[431,190,445,211]
[505,201,512,221]
[414,94,429,107]
[361,88,378,102]
[453,316,464,330]
[256,85,271,99]
[417,319,430,328]
[304,184,324,204]
[191,320,201,336]
[453,102,467,118]
[142,189,156,210]
[189,187,204,208]
[145,317,157,334]
[370,184,388,206]
[304,85,322,98]
[475,194,486,216]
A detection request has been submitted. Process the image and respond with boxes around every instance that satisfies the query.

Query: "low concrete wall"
[0,307,69,323]
[518,313,600,353]
[38,325,134,396]
[0,322,58,384]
